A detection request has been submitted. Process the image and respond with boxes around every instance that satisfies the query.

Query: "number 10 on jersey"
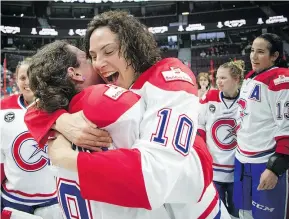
[151,108,194,156]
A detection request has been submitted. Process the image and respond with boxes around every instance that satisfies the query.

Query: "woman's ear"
[271,51,279,63]
[67,67,85,82]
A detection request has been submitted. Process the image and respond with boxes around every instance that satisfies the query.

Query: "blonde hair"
[197,72,211,89]
[15,57,32,78]
[219,60,245,85]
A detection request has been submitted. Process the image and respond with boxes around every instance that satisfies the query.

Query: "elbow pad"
[266,153,289,177]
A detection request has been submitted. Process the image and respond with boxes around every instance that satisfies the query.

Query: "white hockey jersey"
[236,67,289,163]
[51,84,171,219]
[198,90,239,183]
[0,95,57,206]
[25,58,229,219]
[77,58,227,218]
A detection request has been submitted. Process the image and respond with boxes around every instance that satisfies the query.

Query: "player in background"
[0,59,61,218]
[234,33,289,219]
[197,72,211,98]
[198,60,244,219]
[26,11,230,219]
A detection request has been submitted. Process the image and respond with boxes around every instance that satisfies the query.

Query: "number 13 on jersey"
[151,108,194,156]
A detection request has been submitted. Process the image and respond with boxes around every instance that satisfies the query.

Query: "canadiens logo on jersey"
[211,118,237,151]
[12,131,49,172]
[4,112,15,122]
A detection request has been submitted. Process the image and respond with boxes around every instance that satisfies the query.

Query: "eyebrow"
[251,47,265,51]
[89,43,115,55]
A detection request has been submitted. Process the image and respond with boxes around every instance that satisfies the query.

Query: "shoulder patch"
[274,75,289,85]
[104,84,128,100]
[209,104,216,113]
[161,67,194,85]
[4,112,15,122]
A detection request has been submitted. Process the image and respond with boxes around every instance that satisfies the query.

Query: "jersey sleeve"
[24,107,67,148]
[198,95,208,142]
[24,88,96,148]
[77,58,200,210]
[268,73,289,155]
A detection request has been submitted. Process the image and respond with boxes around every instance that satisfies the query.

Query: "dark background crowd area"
[1,1,289,98]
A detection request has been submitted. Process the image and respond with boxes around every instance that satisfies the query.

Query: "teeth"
[103,72,117,78]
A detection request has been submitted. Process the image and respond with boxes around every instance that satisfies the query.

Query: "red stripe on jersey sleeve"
[254,68,289,91]
[69,86,96,113]
[198,191,219,219]
[1,95,21,110]
[1,209,12,219]
[275,136,289,155]
[213,163,234,168]
[24,90,89,148]
[77,148,151,209]
[268,80,289,92]
[24,107,67,148]
[131,58,197,96]
[83,84,141,128]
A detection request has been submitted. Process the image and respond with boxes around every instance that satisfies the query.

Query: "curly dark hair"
[84,10,161,76]
[28,40,79,113]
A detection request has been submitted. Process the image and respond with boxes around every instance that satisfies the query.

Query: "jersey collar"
[249,66,278,79]
[220,90,240,109]
[18,95,28,110]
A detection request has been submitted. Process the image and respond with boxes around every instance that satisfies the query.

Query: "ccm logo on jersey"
[104,84,128,100]
[4,112,15,122]
[12,131,49,172]
[162,67,194,85]
[252,201,274,212]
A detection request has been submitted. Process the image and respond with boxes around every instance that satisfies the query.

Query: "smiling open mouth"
[105,72,119,84]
